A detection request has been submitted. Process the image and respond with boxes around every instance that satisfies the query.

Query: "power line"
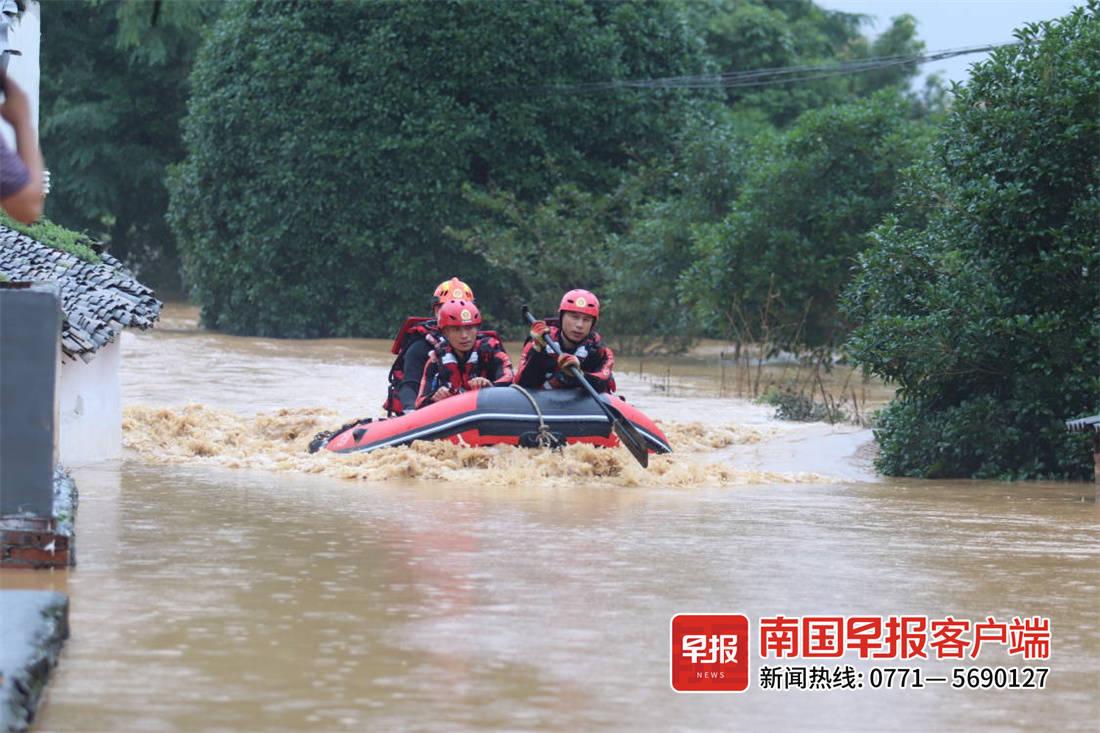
[543,43,1014,94]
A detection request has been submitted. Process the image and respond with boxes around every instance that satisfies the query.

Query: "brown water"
[4,305,1097,732]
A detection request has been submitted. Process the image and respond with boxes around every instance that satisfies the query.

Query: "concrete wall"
[58,340,122,466]
[0,283,59,516]
[0,0,40,149]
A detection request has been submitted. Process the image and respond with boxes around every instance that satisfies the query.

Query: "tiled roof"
[1065,415,1100,434]
[0,225,161,361]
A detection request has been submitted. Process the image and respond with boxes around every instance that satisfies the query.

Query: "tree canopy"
[699,0,923,125]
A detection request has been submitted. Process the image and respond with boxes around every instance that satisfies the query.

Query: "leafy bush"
[870,395,1093,480]
[0,212,100,263]
[843,5,1100,479]
[761,387,848,424]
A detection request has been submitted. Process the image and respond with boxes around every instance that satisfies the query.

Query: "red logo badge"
[671,614,750,692]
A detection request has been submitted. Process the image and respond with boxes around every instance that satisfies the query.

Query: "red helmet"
[431,277,475,308]
[437,299,481,328]
[559,289,599,320]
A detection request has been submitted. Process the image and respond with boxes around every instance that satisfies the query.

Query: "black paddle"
[522,306,649,468]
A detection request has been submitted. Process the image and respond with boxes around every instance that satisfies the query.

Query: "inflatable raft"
[313,386,672,455]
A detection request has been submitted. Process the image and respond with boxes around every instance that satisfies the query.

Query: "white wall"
[1,0,39,148]
[58,339,122,466]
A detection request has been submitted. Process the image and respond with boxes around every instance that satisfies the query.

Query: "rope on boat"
[509,384,560,449]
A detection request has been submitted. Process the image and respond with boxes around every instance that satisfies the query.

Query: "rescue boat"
[311,385,672,455]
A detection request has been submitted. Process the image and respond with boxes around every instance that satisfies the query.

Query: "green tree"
[600,108,768,348]
[445,105,760,346]
[681,90,935,348]
[698,0,924,125]
[601,2,928,350]
[40,0,211,293]
[446,181,624,330]
[842,4,1100,479]
[168,0,705,337]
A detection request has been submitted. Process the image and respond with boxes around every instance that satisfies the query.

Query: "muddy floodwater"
[4,305,1097,732]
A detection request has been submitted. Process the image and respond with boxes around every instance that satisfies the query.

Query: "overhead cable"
[543,43,1015,94]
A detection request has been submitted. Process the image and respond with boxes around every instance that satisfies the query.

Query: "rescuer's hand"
[529,320,549,351]
[557,353,580,373]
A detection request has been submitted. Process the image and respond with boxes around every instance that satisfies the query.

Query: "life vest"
[523,322,616,393]
[435,346,486,394]
[419,332,511,407]
[384,317,440,415]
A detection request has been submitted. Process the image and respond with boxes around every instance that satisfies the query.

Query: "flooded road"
[5,305,1097,731]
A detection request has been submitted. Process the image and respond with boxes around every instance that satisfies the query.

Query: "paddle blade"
[612,416,649,468]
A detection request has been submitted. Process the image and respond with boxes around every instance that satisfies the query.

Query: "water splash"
[123,404,834,488]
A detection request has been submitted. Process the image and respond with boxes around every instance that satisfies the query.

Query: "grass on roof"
[0,212,102,264]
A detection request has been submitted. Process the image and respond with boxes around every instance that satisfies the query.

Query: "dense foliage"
[684,90,935,348]
[843,5,1099,479]
[166,0,932,338]
[40,0,209,292]
[168,0,705,336]
[446,108,762,345]
[448,1,925,344]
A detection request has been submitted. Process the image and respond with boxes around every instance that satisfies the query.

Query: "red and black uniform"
[384,317,440,416]
[416,334,514,408]
[514,320,616,394]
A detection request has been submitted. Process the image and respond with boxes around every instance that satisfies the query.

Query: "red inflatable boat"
[311,385,672,455]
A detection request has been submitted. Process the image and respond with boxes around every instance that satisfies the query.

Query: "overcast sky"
[815,0,1084,86]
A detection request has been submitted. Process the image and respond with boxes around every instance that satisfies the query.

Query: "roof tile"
[0,226,162,360]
